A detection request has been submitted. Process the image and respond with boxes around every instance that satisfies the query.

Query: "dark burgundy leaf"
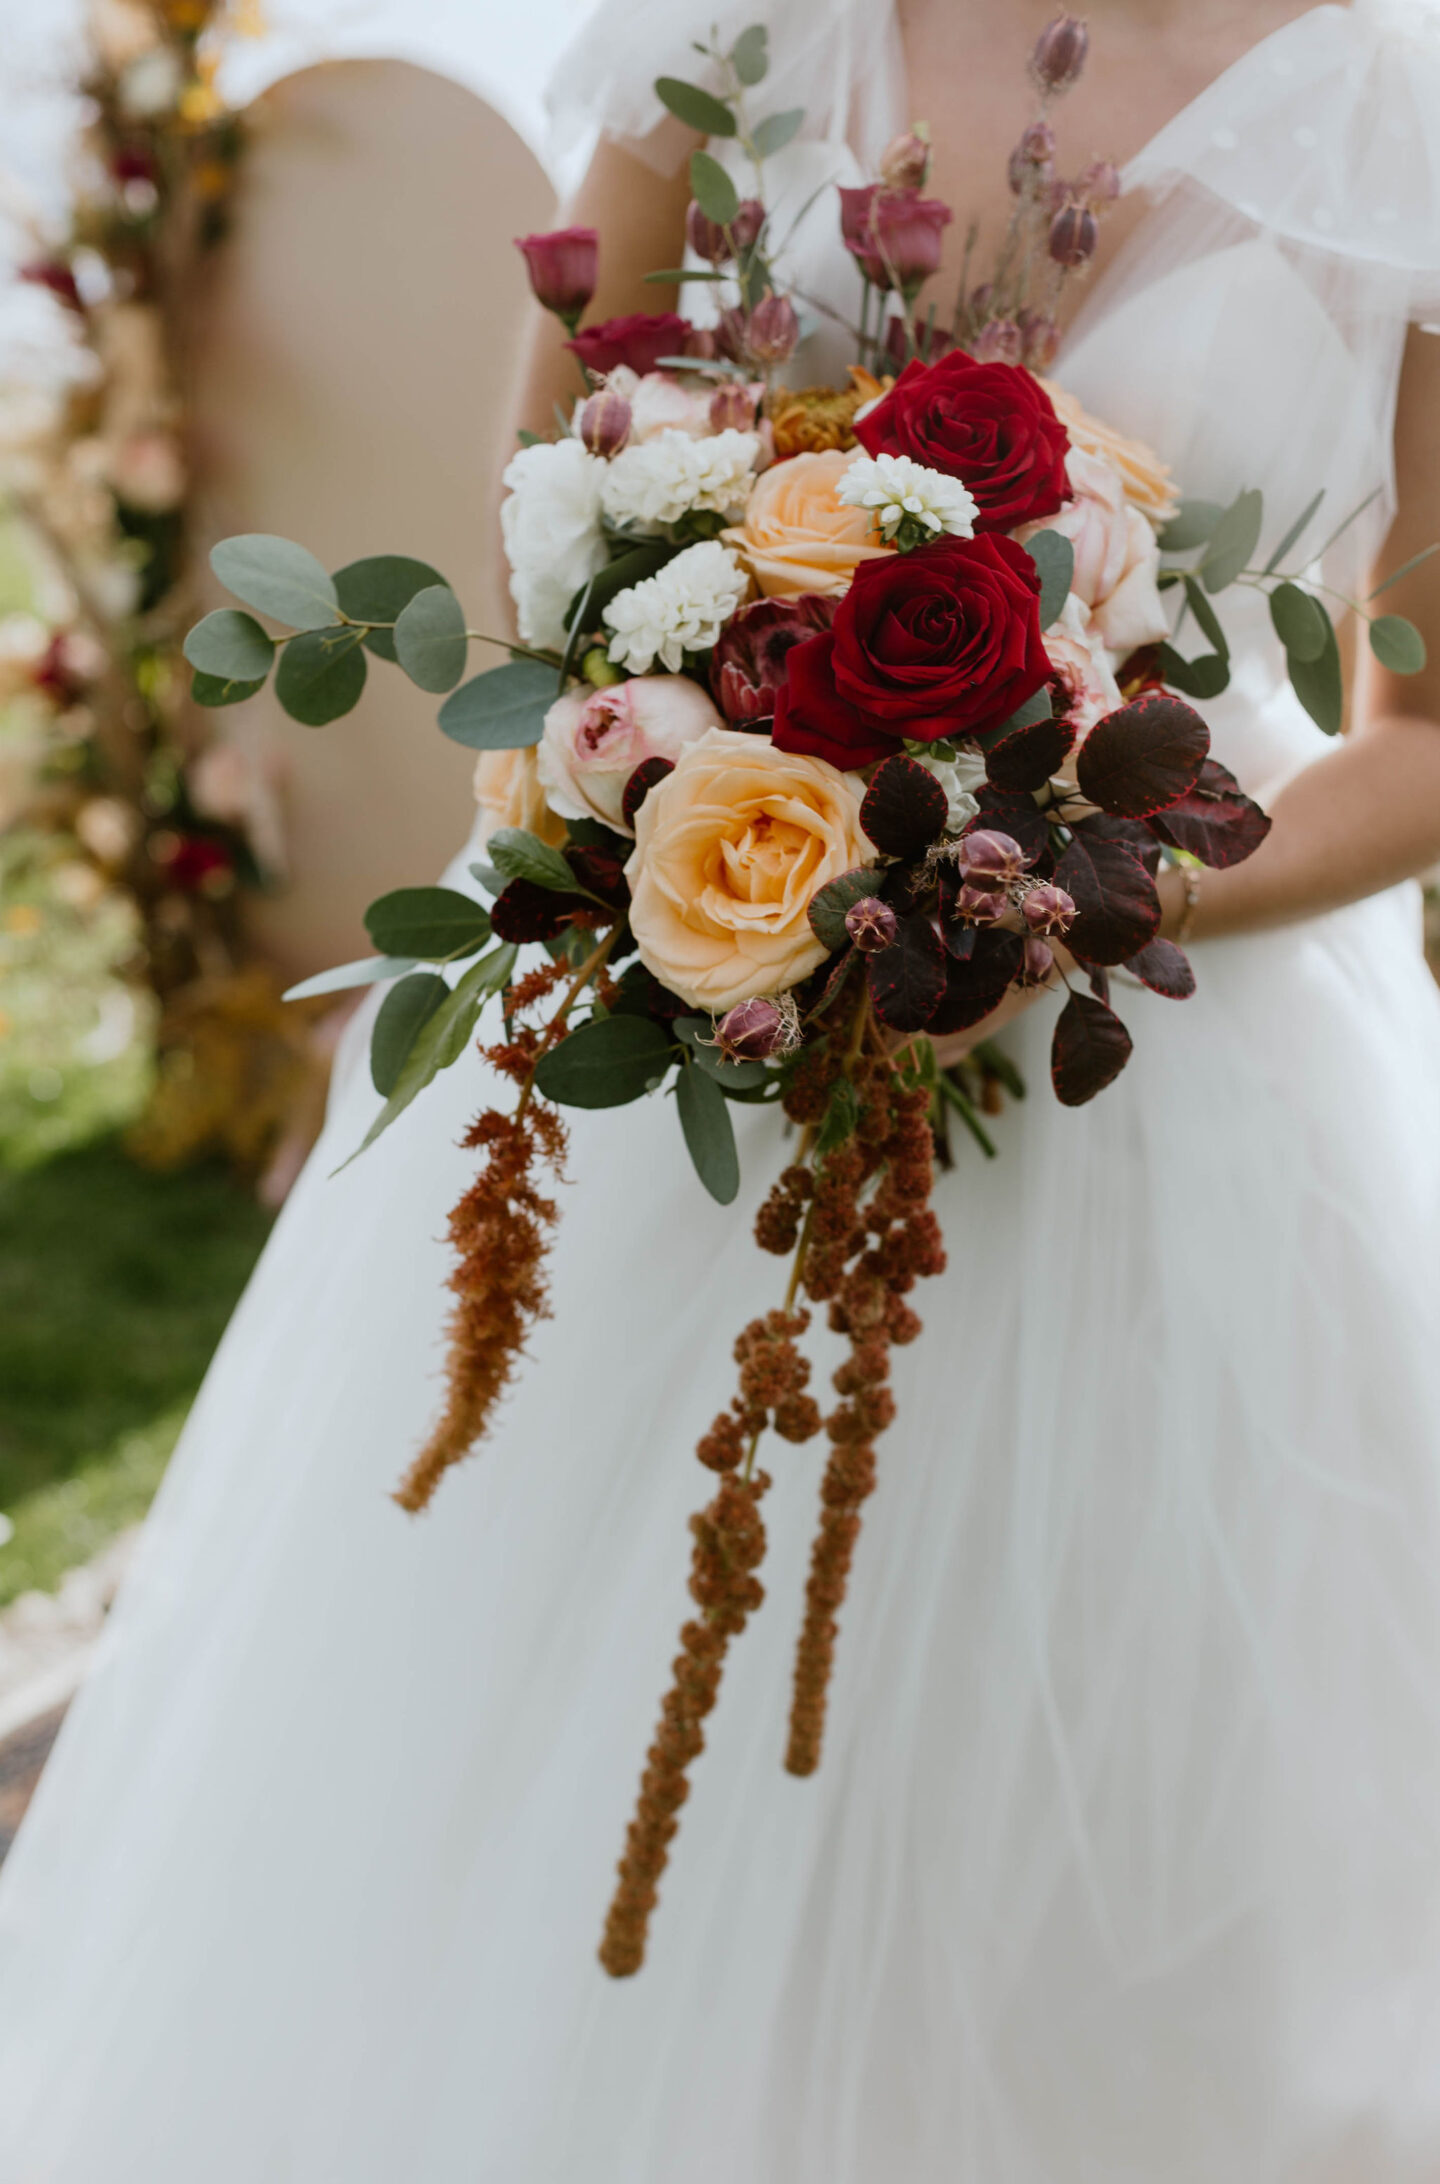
[866,911,946,1031]
[1050,991,1134,1105]
[985,714,1076,794]
[927,929,1024,1035]
[490,877,591,943]
[622,757,675,830]
[1074,693,1210,818]
[1147,757,1273,868]
[801,944,860,1023]
[934,863,977,956]
[1075,810,1162,875]
[1055,826,1161,966]
[861,754,950,859]
[974,784,1052,867]
[613,961,690,1020]
[1086,964,1110,1003]
[565,843,630,907]
[1124,937,1196,998]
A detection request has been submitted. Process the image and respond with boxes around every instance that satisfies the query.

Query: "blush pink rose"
[1044,594,1124,741]
[536,674,723,835]
[1026,446,1169,657]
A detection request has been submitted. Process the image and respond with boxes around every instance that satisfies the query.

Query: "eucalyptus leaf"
[532,1013,675,1108]
[211,534,339,630]
[191,670,266,709]
[283,955,417,1001]
[1180,574,1230,659]
[274,625,368,725]
[1288,609,1344,735]
[1023,530,1074,629]
[487,828,580,894]
[184,608,275,681]
[332,555,447,662]
[438,659,555,750]
[1156,645,1230,701]
[370,972,449,1096]
[1268,581,1329,663]
[1201,488,1264,593]
[730,22,769,83]
[676,1060,741,1203]
[363,886,492,959]
[1158,500,1225,553]
[690,149,739,227]
[654,76,737,136]
[751,107,805,158]
[1000,687,1052,734]
[1368,542,1440,600]
[1369,613,1428,675]
[1263,487,1326,575]
[337,944,516,1168]
[393,584,468,693]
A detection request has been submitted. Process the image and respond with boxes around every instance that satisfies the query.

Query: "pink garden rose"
[536,674,723,834]
[1029,446,1169,656]
[1044,593,1124,740]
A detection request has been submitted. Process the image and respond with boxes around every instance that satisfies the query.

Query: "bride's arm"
[1156,325,1440,940]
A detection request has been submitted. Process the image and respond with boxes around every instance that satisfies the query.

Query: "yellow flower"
[624,727,870,1011]
[722,449,893,599]
[1040,380,1180,525]
[472,746,566,849]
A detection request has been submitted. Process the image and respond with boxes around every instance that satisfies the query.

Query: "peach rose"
[722,449,893,598]
[1039,380,1179,525]
[1044,594,1124,741]
[625,726,871,1010]
[472,745,566,849]
[537,674,722,834]
[1024,446,1170,658]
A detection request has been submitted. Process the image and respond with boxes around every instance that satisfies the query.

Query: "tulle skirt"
[3,870,1440,2183]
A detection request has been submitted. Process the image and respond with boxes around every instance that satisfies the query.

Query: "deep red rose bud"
[1007,120,1056,193]
[1021,880,1076,935]
[566,312,694,377]
[715,996,790,1061]
[1018,308,1060,369]
[844,896,899,954]
[1049,203,1099,267]
[709,381,758,433]
[1020,937,1055,985]
[1031,14,1090,93]
[712,594,837,723]
[955,883,1008,924]
[515,226,598,328]
[579,387,632,457]
[1078,158,1121,207]
[972,317,1023,364]
[879,127,932,191]
[956,829,1028,886]
[746,290,800,365]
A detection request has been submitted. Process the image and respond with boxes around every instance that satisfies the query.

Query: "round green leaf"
[332,556,447,662]
[676,1059,740,1204]
[184,608,275,681]
[751,108,804,159]
[1289,614,1344,736]
[284,954,417,1001]
[1022,530,1074,630]
[532,1014,674,1108]
[1369,613,1428,675]
[487,828,580,895]
[1200,488,1264,594]
[191,669,266,709]
[1157,500,1224,554]
[274,626,368,725]
[689,149,739,227]
[393,584,468,693]
[730,23,769,83]
[363,887,492,960]
[370,973,449,1095]
[438,659,556,749]
[210,534,339,631]
[1269,582,1329,664]
[654,76,737,136]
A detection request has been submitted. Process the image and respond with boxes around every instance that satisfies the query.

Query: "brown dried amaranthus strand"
[599,1307,822,1976]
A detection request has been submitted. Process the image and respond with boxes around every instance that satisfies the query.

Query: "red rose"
[565,312,694,377]
[854,352,1071,532]
[772,535,1050,769]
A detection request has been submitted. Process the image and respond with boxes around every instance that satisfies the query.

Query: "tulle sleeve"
[1125,0,1440,323]
[546,0,905,176]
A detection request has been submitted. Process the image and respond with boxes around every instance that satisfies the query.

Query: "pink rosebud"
[844,896,899,954]
[1018,308,1060,369]
[1048,203,1099,267]
[579,387,632,457]
[746,290,800,365]
[514,226,598,328]
[1078,158,1121,207]
[839,184,952,293]
[972,317,1023,364]
[1007,120,1056,194]
[715,996,790,1061]
[538,675,722,833]
[955,883,1009,925]
[956,829,1028,887]
[1020,937,1055,986]
[1021,881,1076,936]
[709,381,758,433]
[1031,14,1090,93]
[879,127,932,191]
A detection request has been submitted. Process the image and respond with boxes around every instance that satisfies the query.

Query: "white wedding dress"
[4,4,1440,2178]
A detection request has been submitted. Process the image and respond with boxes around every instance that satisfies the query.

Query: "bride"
[3,0,1440,2175]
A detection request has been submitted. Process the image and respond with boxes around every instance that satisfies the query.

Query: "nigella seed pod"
[746,290,800,365]
[879,126,932,191]
[729,199,766,254]
[1048,203,1099,268]
[1031,13,1090,93]
[972,317,1023,364]
[1021,881,1077,936]
[956,883,1008,926]
[1020,937,1055,986]
[715,996,789,1062]
[1018,308,1060,370]
[579,387,632,457]
[686,199,731,266]
[844,896,899,955]
[709,381,757,433]
[1078,158,1121,207]
[1007,119,1056,193]
[955,829,1028,886]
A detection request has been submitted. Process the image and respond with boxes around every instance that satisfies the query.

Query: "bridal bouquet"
[185,15,1426,1974]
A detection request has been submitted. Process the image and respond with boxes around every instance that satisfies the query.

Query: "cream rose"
[624,727,871,1010]
[537,674,722,834]
[473,745,567,849]
[1039,380,1179,525]
[722,449,894,598]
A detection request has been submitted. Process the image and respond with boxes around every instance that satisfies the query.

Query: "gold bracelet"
[1175,866,1202,947]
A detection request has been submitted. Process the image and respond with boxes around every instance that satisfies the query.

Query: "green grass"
[0,1142,272,1605]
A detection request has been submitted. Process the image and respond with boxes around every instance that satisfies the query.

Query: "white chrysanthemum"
[603,542,750,674]
[837,452,978,544]
[600,428,760,531]
[912,749,984,831]
[499,438,608,652]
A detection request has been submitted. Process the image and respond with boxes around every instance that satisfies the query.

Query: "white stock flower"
[603,542,750,673]
[837,452,978,544]
[600,428,760,531]
[499,438,608,652]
